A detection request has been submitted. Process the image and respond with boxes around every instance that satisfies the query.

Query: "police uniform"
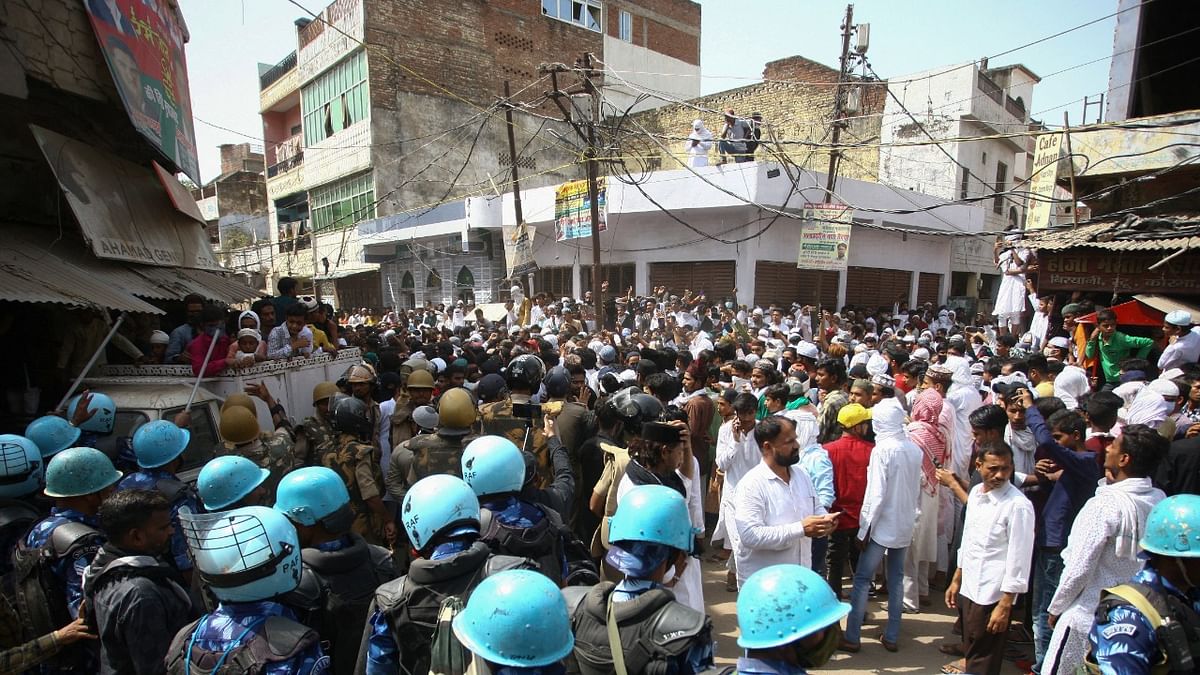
[479,395,551,486]
[1087,563,1200,673]
[405,431,476,482]
[388,401,418,453]
[166,600,327,674]
[115,468,199,573]
[221,428,301,502]
[299,414,337,468]
[325,433,386,544]
[0,498,44,576]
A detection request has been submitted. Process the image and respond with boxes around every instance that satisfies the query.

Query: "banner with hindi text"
[554,178,606,242]
[797,203,852,271]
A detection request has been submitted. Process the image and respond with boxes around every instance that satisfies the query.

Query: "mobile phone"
[513,402,542,419]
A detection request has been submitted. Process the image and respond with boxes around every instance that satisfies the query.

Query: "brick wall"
[627,55,886,181]
[219,143,264,176]
[0,0,117,102]
[607,0,700,66]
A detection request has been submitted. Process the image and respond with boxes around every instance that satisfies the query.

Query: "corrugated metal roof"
[0,238,165,314]
[181,269,264,302]
[132,266,263,305]
[1023,214,1200,251]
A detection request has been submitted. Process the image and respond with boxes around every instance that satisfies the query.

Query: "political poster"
[797,203,853,271]
[83,0,201,183]
[554,178,607,241]
[502,222,538,277]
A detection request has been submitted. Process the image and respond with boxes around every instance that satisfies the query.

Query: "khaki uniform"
[589,441,630,559]
[389,401,418,453]
[479,396,551,487]
[299,414,337,467]
[220,427,300,501]
[406,432,476,482]
[325,433,386,545]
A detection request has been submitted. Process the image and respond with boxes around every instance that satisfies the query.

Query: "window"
[981,151,987,165]
[993,161,1008,214]
[542,0,602,32]
[619,10,632,42]
[301,50,369,147]
[959,167,970,200]
[426,270,443,302]
[310,172,375,232]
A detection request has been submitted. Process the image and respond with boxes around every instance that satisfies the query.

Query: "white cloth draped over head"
[1054,365,1091,410]
[237,310,260,332]
[871,398,908,441]
[1124,388,1173,428]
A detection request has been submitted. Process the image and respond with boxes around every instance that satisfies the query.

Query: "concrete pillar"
[835,270,847,310]
[635,259,649,297]
[909,273,920,308]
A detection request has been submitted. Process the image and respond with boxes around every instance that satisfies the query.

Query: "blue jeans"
[810,535,829,578]
[845,540,908,645]
[1032,549,1064,673]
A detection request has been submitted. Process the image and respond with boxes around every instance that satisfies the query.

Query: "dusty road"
[699,559,1031,673]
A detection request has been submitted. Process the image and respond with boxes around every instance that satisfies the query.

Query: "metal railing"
[260,51,297,90]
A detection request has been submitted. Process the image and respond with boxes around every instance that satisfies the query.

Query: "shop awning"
[0,227,262,312]
[1075,295,1200,326]
[31,125,222,271]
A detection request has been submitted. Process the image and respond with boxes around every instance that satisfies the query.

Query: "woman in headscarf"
[904,384,946,612]
[685,119,714,167]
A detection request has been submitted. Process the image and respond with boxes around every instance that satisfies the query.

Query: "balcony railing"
[260,51,297,90]
[977,72,1003,106]
[267,134,303,177]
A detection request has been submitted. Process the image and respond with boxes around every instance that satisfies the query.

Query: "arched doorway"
[425,269,442,304]
[400,271,415,309]
[456,266,475,305]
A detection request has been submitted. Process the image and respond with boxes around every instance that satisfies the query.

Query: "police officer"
[565,484,714,674]
[357,474,534,675]
[345,364,382,451]
[24,415,80,460]
[116,418,199,580]
[734,565,851,674]
[299,381,339,468]
[0,435,45,575]
[274,467,396,674]
[326,394,393,546]
[461,436,596,587]
[218,391,299,502]
[166,506,328,674]
[64,391,117,448]
[196,455,271,512]
[480,355,553,485]
[17,447,122,670]
[406,387,478,481]
[1087,493,1200,673]
[591,388,664,560]
[390,369,434,453]
[452,569,575,674]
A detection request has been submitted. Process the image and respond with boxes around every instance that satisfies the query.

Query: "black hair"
[1034,396,1067,419]
[1048,409,1086,439]
[977,440,1014,462]
[753,415,794,448]
[900,360,927,379]
[987,362,1004,378]
[1085,391,1123,429]
[99,489,170,543]
[184,293,205,306]
[764,383,790,405]
[1006,358,1029,375]
[815,358,847,385]
[285,302,308,318]
[1119,358,1152,375]
[636,360,659,378]
[575,347,597,371]
[1046,360,1065,375]
[250,298,274,316]
[886,348,909,368]
[1096,309,1116,323]
[1117,424,1169,478]
[969,404,1008,432]
[1027,354,1049,373]
[277,276,298,295]
[645,373,681,402]
[200,304,224,323]
[732,392,758,414]
[997,334,1017,348]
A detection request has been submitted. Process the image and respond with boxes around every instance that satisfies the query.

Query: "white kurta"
[733,461,823,586]
[712,420,761,546]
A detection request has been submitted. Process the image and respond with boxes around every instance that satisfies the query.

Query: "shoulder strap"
[48,521,101,557]
[155,477,191,503]
[606,594,628,675]
[1106,584,1166,628]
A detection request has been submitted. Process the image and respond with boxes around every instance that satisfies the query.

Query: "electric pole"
[824,3,854,203]
[539,54,606,326]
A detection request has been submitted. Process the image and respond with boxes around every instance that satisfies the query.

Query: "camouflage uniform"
[388,401,418,454]
[325,433,386,545]
[299,414,338,468]
[479,395,551,487]
[405,431,476,483]
[220,427,300,502]
[0,593,64,673]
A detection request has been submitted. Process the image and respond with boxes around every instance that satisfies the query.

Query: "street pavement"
[700,558,1030,673]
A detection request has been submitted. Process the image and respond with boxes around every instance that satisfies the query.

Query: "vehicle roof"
[84,382,221,411]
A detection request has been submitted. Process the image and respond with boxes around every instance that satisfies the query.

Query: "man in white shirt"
[945,442,1035,675]
[1158,310,1200,372]
[733,415,839,587]
[841,399,923,653]
[714,393,762,589]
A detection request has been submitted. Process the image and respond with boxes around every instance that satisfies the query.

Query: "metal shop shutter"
[845,267,912,309]
[649,261,736,300]
[581,264,636,294]
[754,262,839,308]
[334,271,381,311]
[917,272,943,306]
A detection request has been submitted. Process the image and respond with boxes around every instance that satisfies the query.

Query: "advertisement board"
[797,203,852,271]
[554,178,607,242]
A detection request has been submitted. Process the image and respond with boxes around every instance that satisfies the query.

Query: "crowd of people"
[3,267,1200,675]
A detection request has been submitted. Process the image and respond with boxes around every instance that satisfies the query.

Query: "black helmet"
[506,354,546,392]
[330,394,372,439]
[605,388,663,426]
[543,366,571,399]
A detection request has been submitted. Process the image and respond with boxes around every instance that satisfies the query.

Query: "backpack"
[165,615,321,675]
[428,594,470,675]
[0,520,101,665]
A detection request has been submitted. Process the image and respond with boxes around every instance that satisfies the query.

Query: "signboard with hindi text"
[797,203,853,271]
[554,178,607,242]
[502,222,538,277]
[83,0,201,183]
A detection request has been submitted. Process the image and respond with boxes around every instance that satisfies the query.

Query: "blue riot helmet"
[402,474,480,554]
[273,467,353,534]
[453,569,574,668]
[460,436,524,497]
[605,484,694,579]
[130,420,190,469]
[0,435,43,498]
[43,447,122,498]
[737,564,850,653]
[197,456,270,511]
[24,416,81,458]
[181,506,301,603]
[66,392,117,434]
[1142,494,1200,558]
